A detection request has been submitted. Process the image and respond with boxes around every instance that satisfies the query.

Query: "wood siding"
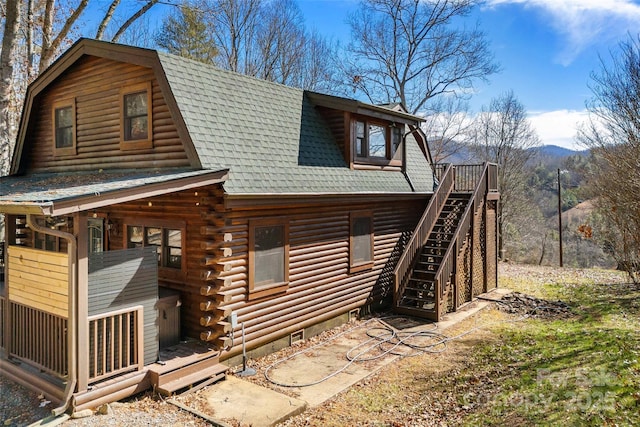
[94,185,427,359]
[7,246,69,318]
[211,197,426,357]
[99,187,220,344]
[88,247,158,365]
[22,55,190,173]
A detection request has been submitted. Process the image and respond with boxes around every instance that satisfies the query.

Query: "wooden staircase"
[148,341,228,396]
[393,163,499,321]
[396,194,470,319]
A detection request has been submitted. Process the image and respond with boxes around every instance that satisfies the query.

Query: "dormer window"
[120,82,153,150]
[353,118,403,166]
[52,99,76,156]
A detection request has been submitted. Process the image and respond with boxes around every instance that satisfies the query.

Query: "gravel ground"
[0,377,52,426]
[1,263,628,426]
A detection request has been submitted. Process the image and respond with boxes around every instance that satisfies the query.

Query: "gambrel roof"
[1,39,435,214]
[156,52,433,194]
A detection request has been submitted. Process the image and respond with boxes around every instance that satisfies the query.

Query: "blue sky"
[293,0,640,150]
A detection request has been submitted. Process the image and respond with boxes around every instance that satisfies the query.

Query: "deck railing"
[9,301,68,378]
[435,163,499,193]
[394,164,455,303]
[88,305,144,384]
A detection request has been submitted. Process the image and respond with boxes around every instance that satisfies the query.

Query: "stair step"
[401,294,436,303]
[399,300,436,310]
[151,356,227,390]
[156,365,227,396]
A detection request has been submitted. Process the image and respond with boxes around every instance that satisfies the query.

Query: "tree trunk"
[0,0,21,176]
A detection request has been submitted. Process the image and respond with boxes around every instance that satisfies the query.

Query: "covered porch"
[0,169,228,413]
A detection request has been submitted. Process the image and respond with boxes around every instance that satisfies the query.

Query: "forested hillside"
[501,147,615,268]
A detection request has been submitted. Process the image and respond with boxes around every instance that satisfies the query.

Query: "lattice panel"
[486,201,498,290]
[472,200,485,298]
[455,234,472,309]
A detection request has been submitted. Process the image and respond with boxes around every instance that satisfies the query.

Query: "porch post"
[76,213,89,392]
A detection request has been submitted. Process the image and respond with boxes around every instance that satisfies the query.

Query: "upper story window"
[353,118,403,166]
[120,82,153,150]
[248,219,289,300]
[52,99,76,156]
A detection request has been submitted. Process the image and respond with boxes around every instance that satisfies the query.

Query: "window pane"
[165,229,182,269]
[55,106,73,148]
[56,127,73,148]
[88,218,104,254]
[356,137,366,157]
[124,91,149,141]
[352,217,372,264]
[56,107,72,128]
[146,227,162,265]
[127,226,143,248]
[45,234,57,251]
[125,116,148,140]
[124,92,147,116]
[254,225,285,286]
[368,125,386,157]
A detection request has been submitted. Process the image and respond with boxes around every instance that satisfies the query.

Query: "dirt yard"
[2,263,634,426]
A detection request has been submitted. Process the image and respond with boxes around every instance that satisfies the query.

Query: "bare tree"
[343,0,498,114]
[0,0,21,176]
[470,90,540,258]
[203,0,261,74]
[578,34,640,283]
[421,97,473,163]
[162,0,336,91]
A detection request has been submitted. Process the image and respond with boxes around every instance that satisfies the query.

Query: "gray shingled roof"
[0,169,226,214]
[157,53,434,194]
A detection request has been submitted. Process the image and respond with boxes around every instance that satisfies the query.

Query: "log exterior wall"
[210,196,426,359]
[96,186,427,359]
[21,55,190,173]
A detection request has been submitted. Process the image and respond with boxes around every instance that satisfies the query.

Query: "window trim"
[349,211,374,273]
[52,98,76,157]
[120,81,153,150]
[123,219,186,278]
[352,116,402,167]
[248,218,289,300]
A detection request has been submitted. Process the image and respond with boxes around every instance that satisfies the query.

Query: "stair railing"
[394,163,455,305]
[431,162,493,319]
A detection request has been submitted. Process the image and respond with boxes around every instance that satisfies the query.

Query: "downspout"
[26,215,77,416]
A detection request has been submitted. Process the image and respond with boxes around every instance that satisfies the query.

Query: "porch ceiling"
[0,168,228,216]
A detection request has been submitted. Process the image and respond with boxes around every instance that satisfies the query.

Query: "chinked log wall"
[23,56,190,173]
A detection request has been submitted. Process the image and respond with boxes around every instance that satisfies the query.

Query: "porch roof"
[0,168,228,216]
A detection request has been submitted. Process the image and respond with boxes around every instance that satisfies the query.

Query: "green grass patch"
[463,268,640,426]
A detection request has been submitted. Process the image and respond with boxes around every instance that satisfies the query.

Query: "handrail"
[431,162,491,318]
[394,164,455,303]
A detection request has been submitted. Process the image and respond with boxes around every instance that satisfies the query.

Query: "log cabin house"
[0,39,499,414]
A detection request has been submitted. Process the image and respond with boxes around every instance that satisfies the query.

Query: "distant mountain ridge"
[431,142,589,165]
[529,145,589,158]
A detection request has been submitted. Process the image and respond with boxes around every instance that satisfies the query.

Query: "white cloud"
[528,109,589,150]
[484,0,640,65]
